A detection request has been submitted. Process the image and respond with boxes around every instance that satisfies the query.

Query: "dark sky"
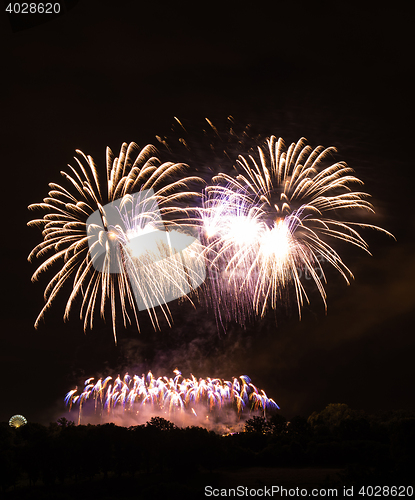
[1,1,413,425]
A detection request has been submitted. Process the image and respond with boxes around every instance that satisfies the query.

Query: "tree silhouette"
[268,413,287,435]
[244,415,270,434]
[308,403,356,433]
[146,416,177,432]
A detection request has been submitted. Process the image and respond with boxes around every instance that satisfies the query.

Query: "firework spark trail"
[28,123,394,339]
[199,135,394,326]
[28,143,204,342]
[65,370,279,425]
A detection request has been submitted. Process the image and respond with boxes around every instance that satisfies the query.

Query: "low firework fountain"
[65,369,279,428]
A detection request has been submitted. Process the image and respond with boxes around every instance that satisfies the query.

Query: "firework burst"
[200,135,394,325]
[28,143,204,342]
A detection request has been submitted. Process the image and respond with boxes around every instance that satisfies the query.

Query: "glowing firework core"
[261,219,291,261]
[227,215,262,247]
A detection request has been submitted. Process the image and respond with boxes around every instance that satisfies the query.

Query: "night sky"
[1,1,413,425]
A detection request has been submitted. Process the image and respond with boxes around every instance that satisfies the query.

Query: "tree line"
[1,404,414,499]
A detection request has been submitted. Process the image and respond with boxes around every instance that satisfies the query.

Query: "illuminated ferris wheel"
[9,414,27,428]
